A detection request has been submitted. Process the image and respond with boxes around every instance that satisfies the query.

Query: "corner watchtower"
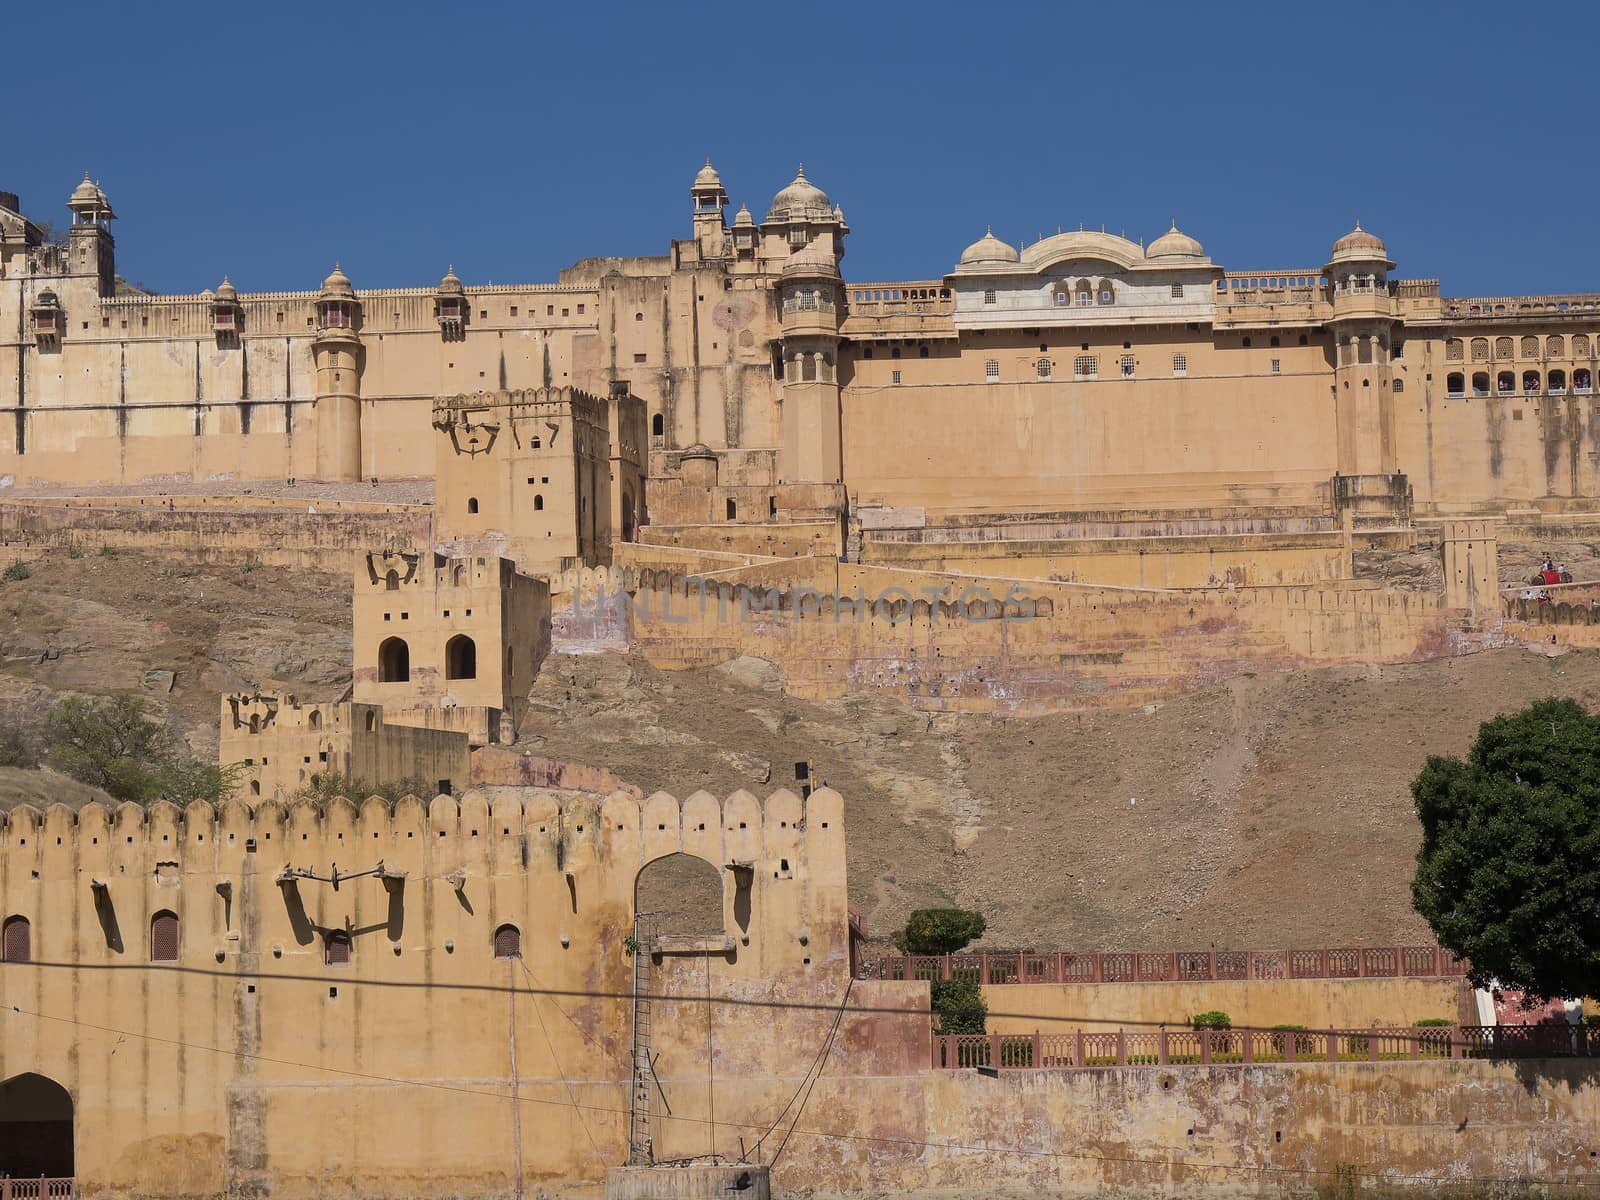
[65,173,115,297]
[312,264,363,481]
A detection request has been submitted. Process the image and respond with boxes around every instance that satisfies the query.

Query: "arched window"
[445,634,477,681]
[307,709,321,730]
[651,412,664,437]
[451,563,466,587]
[249,780,260,797]
[1052,285,1069,306]
[2,916,29,963]
[151,910,179,962]
[533,494,544,511]
[1358,338,1373,365]
[1573,334,1590,358]
[1446,372,1464,397]
[1576,368,1592,393]
[493,924,521,958]
[1524,370,1542,393]
[1472,372,1489,396]
[726,498,737,521]
[801,355,816,382]
[1522,336,1541,358]
[1470,338,1489,361]
[325,931,351,965]
[378,637,410,683]
[466,497,479,514]
[1445,338,1463,361]
[1096,280,1114,305]
[636,853,725,937]
[1496,337,1514,359]
[365,710,377,733]
[1548,335,1565,358]
[1498,371,1515,393]
[384,569,400,591]
[1549,369,1567,394]
[1074,278,1093,306]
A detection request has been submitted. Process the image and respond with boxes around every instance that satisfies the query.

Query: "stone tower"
[1326,223,1409,525]
[312,264,363,480]
[765,167,848,485]
[65,173,115,298]
[690,160,728,259]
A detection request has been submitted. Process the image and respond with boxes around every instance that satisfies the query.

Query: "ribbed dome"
[437,264,464,294]
[766,165,833,223]
[1330,221,1388,262]
[68,173,100,206]
[692,159,723,190]
[1147,221,1204,260]
[732,203,755,227]
[215,277,238,301]
[959,226,1020,266]
[320,263,354,296]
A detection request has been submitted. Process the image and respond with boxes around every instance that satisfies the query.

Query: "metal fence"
[872,946,1466,985]
[932,1024,1588,1070]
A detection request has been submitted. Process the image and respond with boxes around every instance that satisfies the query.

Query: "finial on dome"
[1354,219,1362,230]
[796,163,805,178]
[1170,218,1178,230]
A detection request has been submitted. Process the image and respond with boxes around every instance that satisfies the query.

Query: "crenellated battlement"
[0,787,841,866]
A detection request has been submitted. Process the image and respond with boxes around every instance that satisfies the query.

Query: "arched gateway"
[0,1072,73,1181]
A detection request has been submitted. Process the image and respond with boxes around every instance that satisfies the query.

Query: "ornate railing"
[1441,293,1600,319]
[870,946,1465,985]
[932,1024,1588,1070]
[1,1180,75,1200]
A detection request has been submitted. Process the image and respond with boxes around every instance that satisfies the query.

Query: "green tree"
[45,693,233,805]
[1410,696,1600,1001]
[929,978,987,1034]
[894,908,987,955]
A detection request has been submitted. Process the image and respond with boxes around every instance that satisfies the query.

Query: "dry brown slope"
[521,646,1600,952]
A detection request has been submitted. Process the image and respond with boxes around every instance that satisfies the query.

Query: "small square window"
[1173,353,1188,375]
[1121,355,1135,377]
[510,306,518,316]
[1074,355,1097,379]
[633,353,646,363]
[1171,283,1184,299]
[983,289,997,305]
[984,359,999,381]
[577,304,585,314]
[1271,359,1281,374]
[892,370,902,384]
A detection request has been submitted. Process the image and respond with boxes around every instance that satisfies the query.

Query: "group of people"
[1519,557,1574,604]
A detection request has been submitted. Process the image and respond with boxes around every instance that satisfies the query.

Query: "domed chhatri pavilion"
[1,159,1598,546]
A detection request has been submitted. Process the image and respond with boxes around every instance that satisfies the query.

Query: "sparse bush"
[1192,1010,1232,1031]
[291,771,433,805]
[66,545,83,559]
[894,908,988,956]
[1,561,30,582]
[99,545,117,559]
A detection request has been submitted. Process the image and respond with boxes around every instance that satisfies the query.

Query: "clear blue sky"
[7,0,1594,297]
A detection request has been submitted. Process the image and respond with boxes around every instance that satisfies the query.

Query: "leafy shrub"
[1415,1018,1454,1027]
[66,545,83,559]
[1,561,31,582]
[929,977,987,1035]
[895,908,987,955]
[1192,1010,1232,1030]
[99,545,117,558]
[45,692,234,805]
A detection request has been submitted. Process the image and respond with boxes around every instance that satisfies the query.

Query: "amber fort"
[3,163,1600,1199]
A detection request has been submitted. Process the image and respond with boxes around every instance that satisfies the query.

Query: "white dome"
[959,226,1019,266]
[1147,221,1204,260]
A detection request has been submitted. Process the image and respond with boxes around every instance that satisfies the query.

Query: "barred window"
[1496,337,1514,359]
[982,289,996,305]
[1445,339,1464,361]
[2,915,28,963]
[151,910,179,962]
[1171,283,1184,299]
[1270,359,1281,374]
[1074,355,1097,378]
[1036,358,1052,380]
[325,931,352,966]
[1393,378,1404,393]
[984,359,999,381]
[494,924,521,958]
[1522,336,1541,358]
[1573,334,1590,357]
[1470,338,1488,361]
[1548,335,1565,358]
[1172,353,1188,375]
[1121,355,1134,377]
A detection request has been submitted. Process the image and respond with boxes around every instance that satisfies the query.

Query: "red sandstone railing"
[932,1023,1588,1070]
[870,946,1466,985]
[0,1180,75,1200]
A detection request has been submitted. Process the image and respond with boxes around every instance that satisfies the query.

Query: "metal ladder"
[627,913,658,1165]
